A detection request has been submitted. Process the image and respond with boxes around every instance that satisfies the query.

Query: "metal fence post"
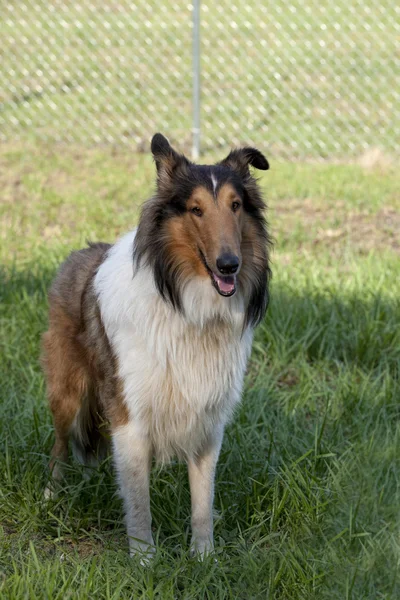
[192,0,201,160]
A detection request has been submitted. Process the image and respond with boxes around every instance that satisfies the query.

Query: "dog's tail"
[70,392,109,470]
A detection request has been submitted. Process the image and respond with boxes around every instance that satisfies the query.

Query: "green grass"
[1,1,399,158]
[0,142,399,598]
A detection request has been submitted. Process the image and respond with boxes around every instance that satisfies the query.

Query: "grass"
[0,1,399,158]
[0,141,399,598]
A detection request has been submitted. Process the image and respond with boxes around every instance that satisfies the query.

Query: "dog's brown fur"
[41,242,129,481]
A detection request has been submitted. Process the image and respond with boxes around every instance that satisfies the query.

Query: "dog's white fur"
[94,229,253,556]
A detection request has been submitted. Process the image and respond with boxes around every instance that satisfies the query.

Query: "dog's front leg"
[188,425,224,558]
[112,423,154,560]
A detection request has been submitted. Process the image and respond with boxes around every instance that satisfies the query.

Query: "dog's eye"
[191,206,203,217]
[231,201,241,212]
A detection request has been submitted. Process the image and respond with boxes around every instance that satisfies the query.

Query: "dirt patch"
[357,147,395,170]
[49,535,107,560]
[277,369,300,389]
[274,199,400,254]
[313,207,400,254]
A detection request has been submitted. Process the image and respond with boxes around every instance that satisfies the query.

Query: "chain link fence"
[1,0,399,160]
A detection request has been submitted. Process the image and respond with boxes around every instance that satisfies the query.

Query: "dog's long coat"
[42,134,271,558]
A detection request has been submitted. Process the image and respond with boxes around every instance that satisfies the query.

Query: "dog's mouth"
[211,273,237,297]
[199,251,237,297]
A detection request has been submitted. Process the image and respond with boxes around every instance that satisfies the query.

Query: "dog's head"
[134,133,271,327]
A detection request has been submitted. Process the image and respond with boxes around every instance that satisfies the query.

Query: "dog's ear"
[219,147,269,177]
[151,134,189,185]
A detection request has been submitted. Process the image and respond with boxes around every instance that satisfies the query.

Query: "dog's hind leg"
[42,306,89,498]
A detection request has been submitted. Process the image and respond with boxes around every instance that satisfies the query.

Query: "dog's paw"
[43,484,55,501]
[190,537,214,561]
[129,538,155,566]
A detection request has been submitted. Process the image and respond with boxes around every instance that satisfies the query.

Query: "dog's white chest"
[112,312,252,461]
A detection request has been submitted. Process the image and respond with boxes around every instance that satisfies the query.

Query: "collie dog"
[42,134,271,559]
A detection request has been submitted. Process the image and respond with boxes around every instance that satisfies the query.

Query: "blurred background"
[1,0,399,160]
[1,2,399,598]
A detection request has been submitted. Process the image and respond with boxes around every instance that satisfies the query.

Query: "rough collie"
[42,133,271,559]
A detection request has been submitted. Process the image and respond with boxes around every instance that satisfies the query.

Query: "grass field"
[0,141,399,598]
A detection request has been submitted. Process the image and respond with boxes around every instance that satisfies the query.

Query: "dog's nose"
[216,253,240,275]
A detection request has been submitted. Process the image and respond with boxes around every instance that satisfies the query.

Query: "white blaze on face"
[211,173,218,197]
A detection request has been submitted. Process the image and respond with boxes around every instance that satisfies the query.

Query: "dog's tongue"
[212,273,236,295]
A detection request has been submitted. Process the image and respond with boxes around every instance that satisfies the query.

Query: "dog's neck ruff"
[99,229,245,332]
[94,229,253,463]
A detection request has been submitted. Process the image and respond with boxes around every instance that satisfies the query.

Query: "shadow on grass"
[2,263,399,369]
[0,264,399,597]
